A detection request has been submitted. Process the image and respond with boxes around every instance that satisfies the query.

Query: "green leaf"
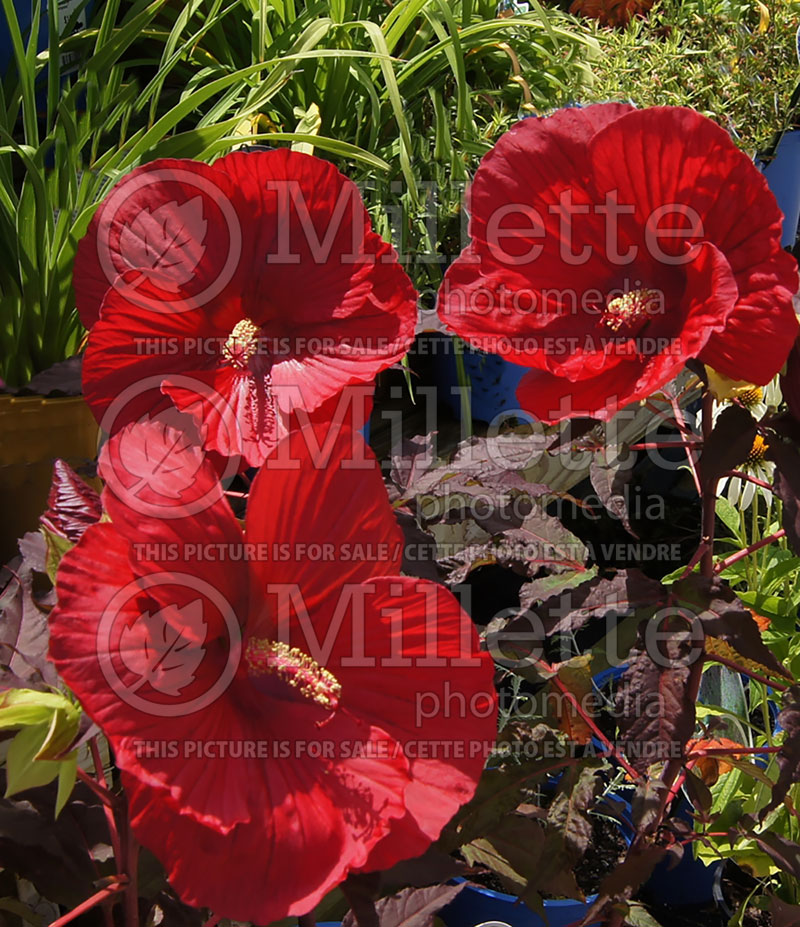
[43,527,74,584]
[5,725,62,797]
[55,751,78,818]
[716,496,743,539]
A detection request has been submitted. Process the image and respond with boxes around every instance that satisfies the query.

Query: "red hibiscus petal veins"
[246,424,404,625]
[75,159,244,329]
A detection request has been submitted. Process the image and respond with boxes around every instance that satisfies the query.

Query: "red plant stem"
[709,652,791,691]
[90,737,110,789]
[224,489,249,499]
[644,392,716,838]
[89,739,123,871]
[76,767,117,808]
[629,440,703,450]
[536,658,641,782]
[669,393,703,497]
[714,529,787,573]
[689,746,782,757]
[676,540,709,581]
[49,881,127,927]
[721,470,774,490]
[643,399,679,427]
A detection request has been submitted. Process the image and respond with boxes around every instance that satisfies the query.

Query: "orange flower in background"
[749,610,772,633]
[686,737,745,785]
[569,0,653,27]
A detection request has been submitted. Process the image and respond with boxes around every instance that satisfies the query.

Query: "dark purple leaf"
[21,356,84,397]
[672,575,789,679]
[443,728,568,849]
[536,568,664,637]
[389,433,548,522]
[379,847,467,893]
[17,531,47,574]
[389,434,440,499]
[0,781,107,908]
[767,441,800,555]
[395,512,441,582]
[344,884,466,927]
[435,508,588,586]
[546,418,604,454]
[762,684,800,815]
[750,831,800,881]
[597,844,668,899]
[0,555,57,689]
[699,405,758,490]
[519,568,598,607]
[39,460,102,543]
[780,337,800,424]
[682,768,713,815]
[770,894,800,927]
[616,623,697,774]
[589,445,638,538]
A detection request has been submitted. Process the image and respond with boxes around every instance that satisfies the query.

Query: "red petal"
[122,710,410,923]
[216,149,416,342]
[334,577,497,871]
[246,424,404,623]
[81,279,226,432]
[589,106,799,382]
[75,159,244,330]
[162,365,279,470]
[49,522,251,830]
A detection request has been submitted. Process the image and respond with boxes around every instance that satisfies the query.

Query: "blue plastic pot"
[645,796,722,907]
[434,338,530,424]
[760,129,800,248]
[439,880,603,927]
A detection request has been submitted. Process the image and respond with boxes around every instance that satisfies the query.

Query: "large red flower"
[48,422,496,923]
[76,149,417,466]
[438,105,799,422]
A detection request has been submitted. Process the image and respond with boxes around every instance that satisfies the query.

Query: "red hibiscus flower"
[75,149,417,466]
[438,105,799,423]
[48,421,496,923]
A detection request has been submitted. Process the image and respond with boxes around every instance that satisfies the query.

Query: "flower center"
[603,289,660,332]
[245,638,341,710]
[737,387,764,407]
[745,434,768,467]
[222,318,261,370]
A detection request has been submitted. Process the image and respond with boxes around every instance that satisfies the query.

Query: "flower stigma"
[223,318,261,370]
[245,638,342,711]
[603,288,660,332]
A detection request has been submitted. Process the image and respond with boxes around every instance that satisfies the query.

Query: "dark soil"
[573,813,628,895]
[465,811,627,899]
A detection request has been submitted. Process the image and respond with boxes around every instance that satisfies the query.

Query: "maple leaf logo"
[119,419,205,501]
[118,197,207,292]
[120,599,207,697]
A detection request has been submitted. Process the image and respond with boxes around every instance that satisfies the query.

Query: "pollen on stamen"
[737,387,764,407]
[603,288,660,332]
[222,318,261,370]
[745,434,768,467]
[245,638,342,710]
